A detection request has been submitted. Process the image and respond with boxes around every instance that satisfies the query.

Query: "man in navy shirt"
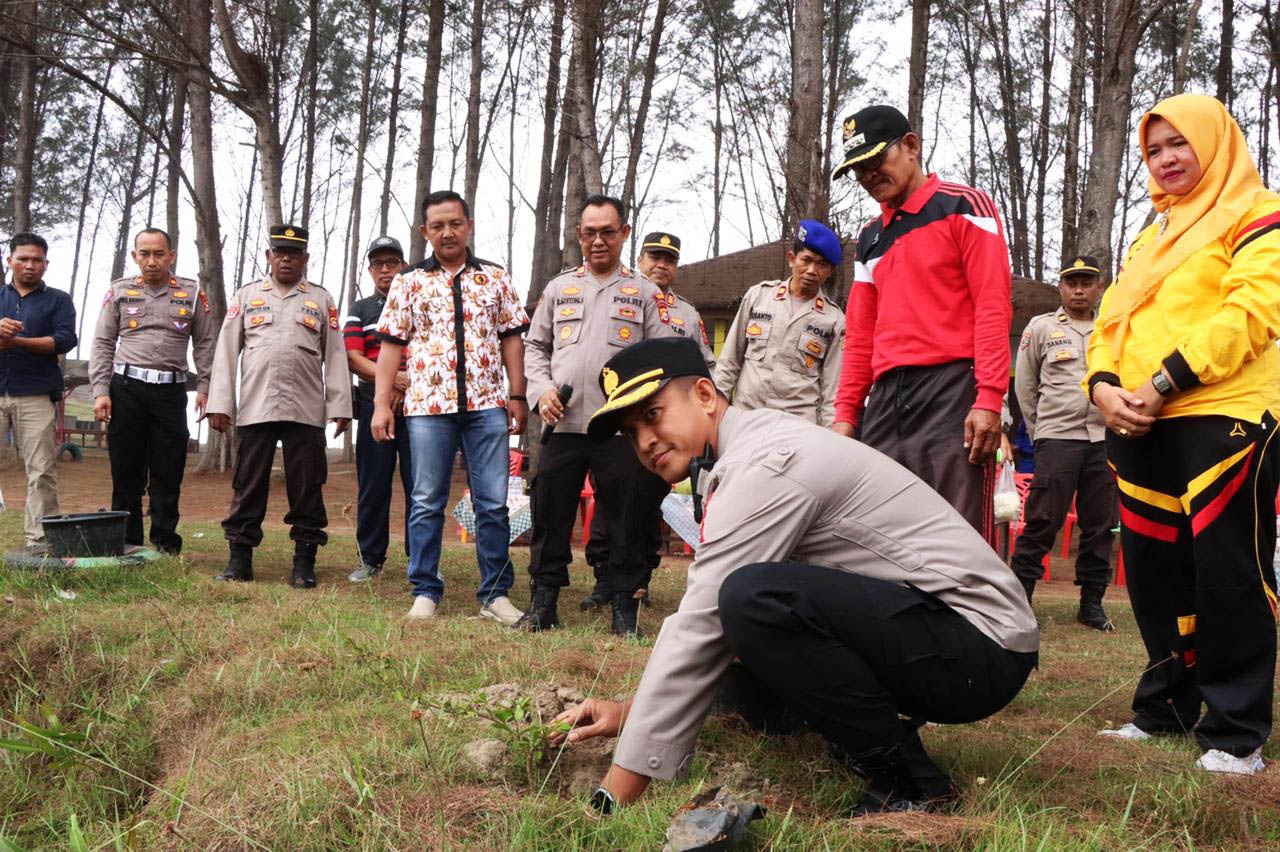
[0,233,78,550]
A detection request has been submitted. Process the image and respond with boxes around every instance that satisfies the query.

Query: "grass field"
[1,509,1279,850]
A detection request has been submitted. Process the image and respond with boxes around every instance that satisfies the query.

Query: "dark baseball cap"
[831,105,913,180]
[641,231,681,258]
[366,235,405,259]
[269,224,309,250]
[587,337,712,441]
[1059,255,1102,278]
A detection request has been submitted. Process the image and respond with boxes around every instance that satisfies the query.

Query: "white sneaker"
[406,596,438,619]
[1196,747,1265,775]
[479,595,524,626]
[1098,723,1152,741]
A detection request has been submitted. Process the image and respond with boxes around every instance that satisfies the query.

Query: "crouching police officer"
[206,225,352,587]
[90,227,217,554]
[551,337,1039,814]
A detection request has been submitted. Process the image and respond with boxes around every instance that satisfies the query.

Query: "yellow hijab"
[1100,93,1276,351]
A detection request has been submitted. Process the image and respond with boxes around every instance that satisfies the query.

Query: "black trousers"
[861,360,996,545]
[718,563,1036,759]
[1011,438,1116,587]
[527,433,651,593]
[355,396,411,566]
[584,466,670,588]
[1107,413,1280,756]
[222,421,329,548]
[106,374,190,553]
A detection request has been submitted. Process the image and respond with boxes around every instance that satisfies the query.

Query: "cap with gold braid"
[832,105,912,180]
[587,337,711,440]
[1059,254,1101,278]
[641,231,681,258]
[269,224,310,250]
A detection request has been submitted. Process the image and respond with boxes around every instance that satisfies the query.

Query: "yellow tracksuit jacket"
[1086,197,1280,423]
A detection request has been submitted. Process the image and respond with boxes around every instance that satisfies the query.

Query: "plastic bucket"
[41,511,131,558]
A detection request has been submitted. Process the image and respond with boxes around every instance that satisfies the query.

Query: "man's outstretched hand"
[548,698,625,747]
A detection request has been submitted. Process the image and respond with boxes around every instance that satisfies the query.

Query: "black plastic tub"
[41,511,131,558]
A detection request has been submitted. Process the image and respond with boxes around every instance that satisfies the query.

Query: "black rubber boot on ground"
[1077,582,1115,632]
[214,543,254,582]
[610,591,641,638]
[514,582,561,631]
[897,721,960,804]
[289,542,318,589]
[1020,576,1036,604]
[579,580,610,611]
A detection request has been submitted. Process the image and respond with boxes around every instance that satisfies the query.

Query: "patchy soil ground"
[1,455,1277,850]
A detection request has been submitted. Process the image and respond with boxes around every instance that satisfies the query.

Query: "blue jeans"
[405,406,514,603]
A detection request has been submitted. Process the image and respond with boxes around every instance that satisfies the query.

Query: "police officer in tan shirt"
[520,194,677,635]
[1011,255,1117,630]
[551,337,1038,816]
[206,225,352,587]
[580,230,712,612]
[89,227,217,555]
[714,219,846,426]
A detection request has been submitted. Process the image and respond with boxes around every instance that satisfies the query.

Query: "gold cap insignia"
[602,367,619,396]
[660,235,671,246]
[842,116,857,141]
[285,227,295,237]
[1073,258,1085,268]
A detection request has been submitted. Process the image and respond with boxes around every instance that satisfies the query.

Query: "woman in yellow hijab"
[1084,93,1280,776]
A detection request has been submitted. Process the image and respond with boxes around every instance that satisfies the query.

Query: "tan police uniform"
[610,405,1038,780]
[520,264,677,614]
[714,280,845,426]
[656,290,715,370]
[1009,306,1116,593]
[88,274,217,553]
[207,276,352,549]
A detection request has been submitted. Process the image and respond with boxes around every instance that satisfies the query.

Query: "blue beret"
[794,219,842,266]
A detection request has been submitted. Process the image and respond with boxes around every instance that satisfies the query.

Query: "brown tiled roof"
[677,239,1059,335]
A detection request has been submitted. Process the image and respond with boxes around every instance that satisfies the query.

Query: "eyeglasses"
[369,258,403,270]
[580,228,622,243]
[851,139,902,178]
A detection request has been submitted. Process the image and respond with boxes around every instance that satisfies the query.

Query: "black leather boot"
[1077,582,1115,631]
[214,543,254,582]
[289,541,318,589]
[579,580,610,611]
[847,744,939,816]
[513,582,560,631]
[610,591,641,638]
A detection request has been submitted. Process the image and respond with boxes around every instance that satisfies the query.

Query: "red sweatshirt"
[834,173,1012,426]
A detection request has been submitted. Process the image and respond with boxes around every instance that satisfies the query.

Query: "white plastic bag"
[993,461,1020,523]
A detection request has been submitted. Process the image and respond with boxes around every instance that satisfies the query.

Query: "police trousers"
[1010,438,1116,587]
[222,421,329,548]
[107,374,189,553]
[861,360,996,545]
[1107,413,1280,756]
[718,563,1036,761]
[527,432,652,593]
[585,466,670,587]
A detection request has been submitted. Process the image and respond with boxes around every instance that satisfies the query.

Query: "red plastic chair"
[1059,496,1078,558]
[1010,473,1050,580]
[509,448,523,476]
[579,476,595,547]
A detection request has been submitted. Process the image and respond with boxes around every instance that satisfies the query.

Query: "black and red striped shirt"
[344,292,406,400]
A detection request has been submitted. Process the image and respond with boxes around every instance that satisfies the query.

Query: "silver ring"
[1119,427,1129,436]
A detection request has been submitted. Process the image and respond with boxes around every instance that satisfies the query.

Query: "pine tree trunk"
[529,0,567,300]
[569,0,604,195]
[68,64,113,304]
[1060,2,1088,256]
[783,0,825,231]
[345,0,379,303]
[379,0,410,234]
[10,0,38,232]
[167,75,187,243]
[907,0,930,134]
[620,0,671,216]
[463,0,486,216]
[409,0,446,262]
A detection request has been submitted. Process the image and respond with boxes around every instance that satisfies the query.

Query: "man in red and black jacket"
[343,235,413,581]
[831,106,1011,544]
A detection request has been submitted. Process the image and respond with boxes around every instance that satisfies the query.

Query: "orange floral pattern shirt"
[377,254,528,415]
